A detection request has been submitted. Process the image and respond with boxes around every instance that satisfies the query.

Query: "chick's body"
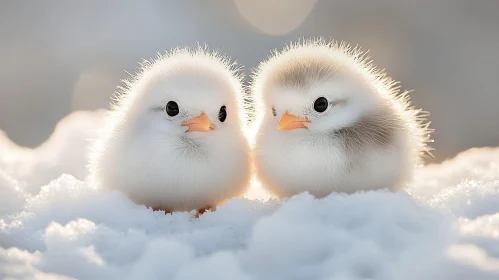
[251,40,432,198]
[89,48,251,211]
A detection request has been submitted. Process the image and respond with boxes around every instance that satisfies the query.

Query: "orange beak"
[277,111,310,130]
[182,113,214,132]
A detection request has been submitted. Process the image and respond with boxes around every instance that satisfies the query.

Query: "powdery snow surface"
[1,111,499,280]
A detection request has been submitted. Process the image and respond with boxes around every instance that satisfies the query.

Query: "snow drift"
[1,110,499,280]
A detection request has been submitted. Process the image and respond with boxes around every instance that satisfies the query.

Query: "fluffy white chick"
[251,39,432,198]
[88,48,251,213]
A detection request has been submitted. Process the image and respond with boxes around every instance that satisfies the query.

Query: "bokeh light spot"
[234,0,317,35]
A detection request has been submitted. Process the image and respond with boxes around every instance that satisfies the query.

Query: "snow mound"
[0,110,107,195]
[0,170,30,217]
[1,110,499,279]
[1,174,499,279]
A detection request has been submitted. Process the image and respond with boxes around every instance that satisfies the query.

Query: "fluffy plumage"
[250,38,432,198]
[88,47,251,212]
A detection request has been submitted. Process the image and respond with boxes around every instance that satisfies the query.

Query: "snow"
[0,110,106,195]
[1,111,499,279]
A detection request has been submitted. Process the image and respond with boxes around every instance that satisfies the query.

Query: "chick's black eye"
[313,97,329,113]
[165,101,179,117]
[218,105,227,122]
[271,106,277,117]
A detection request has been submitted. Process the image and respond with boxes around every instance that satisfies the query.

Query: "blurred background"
[1,0,498,163]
